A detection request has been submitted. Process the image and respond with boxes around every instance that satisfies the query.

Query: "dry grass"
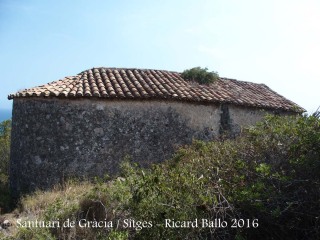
[19,180,94,216]
[0,181,98,239]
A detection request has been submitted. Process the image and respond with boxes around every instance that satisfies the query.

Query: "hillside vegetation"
[0,120,11,213]
[0,113,319,239]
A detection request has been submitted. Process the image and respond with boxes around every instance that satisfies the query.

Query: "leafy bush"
[0,119,11,213]
[121,113,320,239]
[232,114,320,239]
[181,67,219,84]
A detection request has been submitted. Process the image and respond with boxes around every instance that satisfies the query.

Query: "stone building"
[8,67,304,197]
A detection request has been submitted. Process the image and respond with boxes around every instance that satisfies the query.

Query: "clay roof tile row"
[8,67,304,112]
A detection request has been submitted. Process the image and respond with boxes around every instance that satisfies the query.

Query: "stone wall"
[10,97,286,198]
[227,105,292,136]
[10,98,221,198]
[227,105,271,136]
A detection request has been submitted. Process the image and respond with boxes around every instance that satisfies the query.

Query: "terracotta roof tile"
[8,67,304,112]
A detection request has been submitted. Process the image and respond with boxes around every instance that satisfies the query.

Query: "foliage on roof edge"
[181,67,219,84]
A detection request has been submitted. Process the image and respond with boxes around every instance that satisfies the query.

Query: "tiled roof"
[8,67,304,112]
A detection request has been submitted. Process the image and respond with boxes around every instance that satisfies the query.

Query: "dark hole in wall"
[219,104,231,136]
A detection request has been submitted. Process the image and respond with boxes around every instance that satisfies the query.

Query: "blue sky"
[1,0,319,113]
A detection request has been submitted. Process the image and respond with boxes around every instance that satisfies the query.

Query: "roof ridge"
[221,77,267,86]
[79,67,180,75]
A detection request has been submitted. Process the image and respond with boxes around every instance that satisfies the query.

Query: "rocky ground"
[0,212,20,238]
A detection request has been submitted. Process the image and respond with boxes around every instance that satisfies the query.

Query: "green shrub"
[0,119,11,213]
[119,113,320,239]
[232,114,320,239]
[106,229,128,240]
[181,67,219,84]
